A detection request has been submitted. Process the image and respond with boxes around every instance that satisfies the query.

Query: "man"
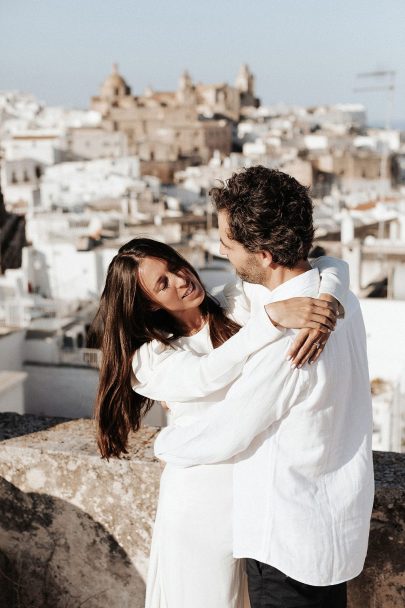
[154,166,374,608]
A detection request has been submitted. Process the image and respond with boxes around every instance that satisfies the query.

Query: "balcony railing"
[59,348,101,368]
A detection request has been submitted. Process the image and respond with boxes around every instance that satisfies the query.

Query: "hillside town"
[0,63,404,452]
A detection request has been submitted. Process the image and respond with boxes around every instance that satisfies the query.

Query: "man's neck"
[262,259,312,291]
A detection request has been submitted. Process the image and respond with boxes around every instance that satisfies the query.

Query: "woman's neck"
[171,307,207,335]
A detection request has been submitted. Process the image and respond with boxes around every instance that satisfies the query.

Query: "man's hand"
[265,297,337,333]
[286,294,339,367]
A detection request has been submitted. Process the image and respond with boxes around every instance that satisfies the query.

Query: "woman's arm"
[312,256,349,316]
[133,299,335,404]
[287,256,350,366]
[132,305,282,403]
[219,256,349,326]
[132,257,349,403]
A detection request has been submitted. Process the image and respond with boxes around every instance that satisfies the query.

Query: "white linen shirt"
[154,268,374,586]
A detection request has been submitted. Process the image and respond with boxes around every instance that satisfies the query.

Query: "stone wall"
[0,413,404,608]
[0,415,161,608]
[348,451,405,608]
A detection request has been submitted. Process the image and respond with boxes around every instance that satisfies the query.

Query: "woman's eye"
[160,278,169,291]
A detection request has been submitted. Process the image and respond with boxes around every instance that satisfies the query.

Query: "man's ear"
[258,250,273,268]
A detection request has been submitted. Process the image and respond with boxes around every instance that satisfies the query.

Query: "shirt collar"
[268,268,320,302]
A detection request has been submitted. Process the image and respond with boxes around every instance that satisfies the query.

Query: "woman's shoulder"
[211,278,252,325]
[210,284,228,308]
[132,339,174,381]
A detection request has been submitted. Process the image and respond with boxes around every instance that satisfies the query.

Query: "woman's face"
[138,257,205,313]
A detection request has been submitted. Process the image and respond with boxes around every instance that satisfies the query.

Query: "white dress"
[131,257,349,608]
[144,324,249,608]
[135,304,279,608]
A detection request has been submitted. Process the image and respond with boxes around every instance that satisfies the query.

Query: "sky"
[1,0,404,126]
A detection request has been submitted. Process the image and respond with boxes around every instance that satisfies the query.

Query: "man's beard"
[236,260,266,285]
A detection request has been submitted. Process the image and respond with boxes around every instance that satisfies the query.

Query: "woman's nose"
[173,273,187,287]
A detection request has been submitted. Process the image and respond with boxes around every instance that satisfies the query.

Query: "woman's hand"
[286,294,340,367]
[265,297,337,333]
[265,295,340,368]
[287,327,330,368]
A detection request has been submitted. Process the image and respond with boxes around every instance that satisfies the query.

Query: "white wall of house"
[360,299,405,383]
[23,363,99,418]
[22,244,117,300]
[22,362,166,426]
[0,330,25,371]
[0,371,27,414]
[2,134,64,164]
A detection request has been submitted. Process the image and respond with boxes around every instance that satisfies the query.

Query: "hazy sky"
[1,0,404,125]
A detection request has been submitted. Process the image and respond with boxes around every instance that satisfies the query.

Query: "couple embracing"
[91,166,374,608]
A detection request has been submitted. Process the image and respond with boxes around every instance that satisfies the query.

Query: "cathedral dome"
[100,64,131,99]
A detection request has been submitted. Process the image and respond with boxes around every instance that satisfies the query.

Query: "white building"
[40,156,141,209]
[360,299,405,452]
[1,130,66,209]
[66,127,128,160]
[2,130,66,165]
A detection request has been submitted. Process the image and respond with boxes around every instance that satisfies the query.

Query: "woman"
[90,238,348,608]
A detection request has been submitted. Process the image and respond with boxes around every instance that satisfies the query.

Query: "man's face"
[218,210,267,284]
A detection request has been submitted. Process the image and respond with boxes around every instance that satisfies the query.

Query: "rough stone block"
[0,416,161,608]
[348,451,405,608]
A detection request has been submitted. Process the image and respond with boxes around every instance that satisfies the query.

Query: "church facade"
[90,64,259,182]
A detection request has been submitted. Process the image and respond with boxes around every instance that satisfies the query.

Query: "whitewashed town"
[0,62,404,457]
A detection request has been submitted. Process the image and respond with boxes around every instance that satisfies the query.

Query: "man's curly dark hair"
[210,166,314,268]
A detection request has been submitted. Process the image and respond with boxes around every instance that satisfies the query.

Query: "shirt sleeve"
[311,256,349,316]
[132,304,284,402]
[154,342,311,466]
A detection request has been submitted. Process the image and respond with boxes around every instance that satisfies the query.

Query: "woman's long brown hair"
[89,237,241,459]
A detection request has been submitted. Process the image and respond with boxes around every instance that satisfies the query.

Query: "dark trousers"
[246,559,347,608]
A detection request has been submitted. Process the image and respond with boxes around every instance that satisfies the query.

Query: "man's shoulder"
[242,281,270,300]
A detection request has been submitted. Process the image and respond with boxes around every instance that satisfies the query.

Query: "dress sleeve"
[311,256,349,316]
[154,345,311,466]
[132,304,284,402]
[220,278,252,326]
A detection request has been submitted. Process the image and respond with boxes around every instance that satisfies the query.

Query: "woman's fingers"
[293,339,327,367]
[287,329,310,361]
[305,322,332,334]
[306,313,335,331]
[309,344,325,364]
[291,335,318,367]
[266,297,339,330]
[297,298,337,330]
[310,305,337,322]
[288,327,330,366]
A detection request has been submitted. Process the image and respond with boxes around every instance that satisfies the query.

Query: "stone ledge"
[0,415,161,608]
[0,415,158,461]
[0,411,71,441]
[0,414,404,608]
